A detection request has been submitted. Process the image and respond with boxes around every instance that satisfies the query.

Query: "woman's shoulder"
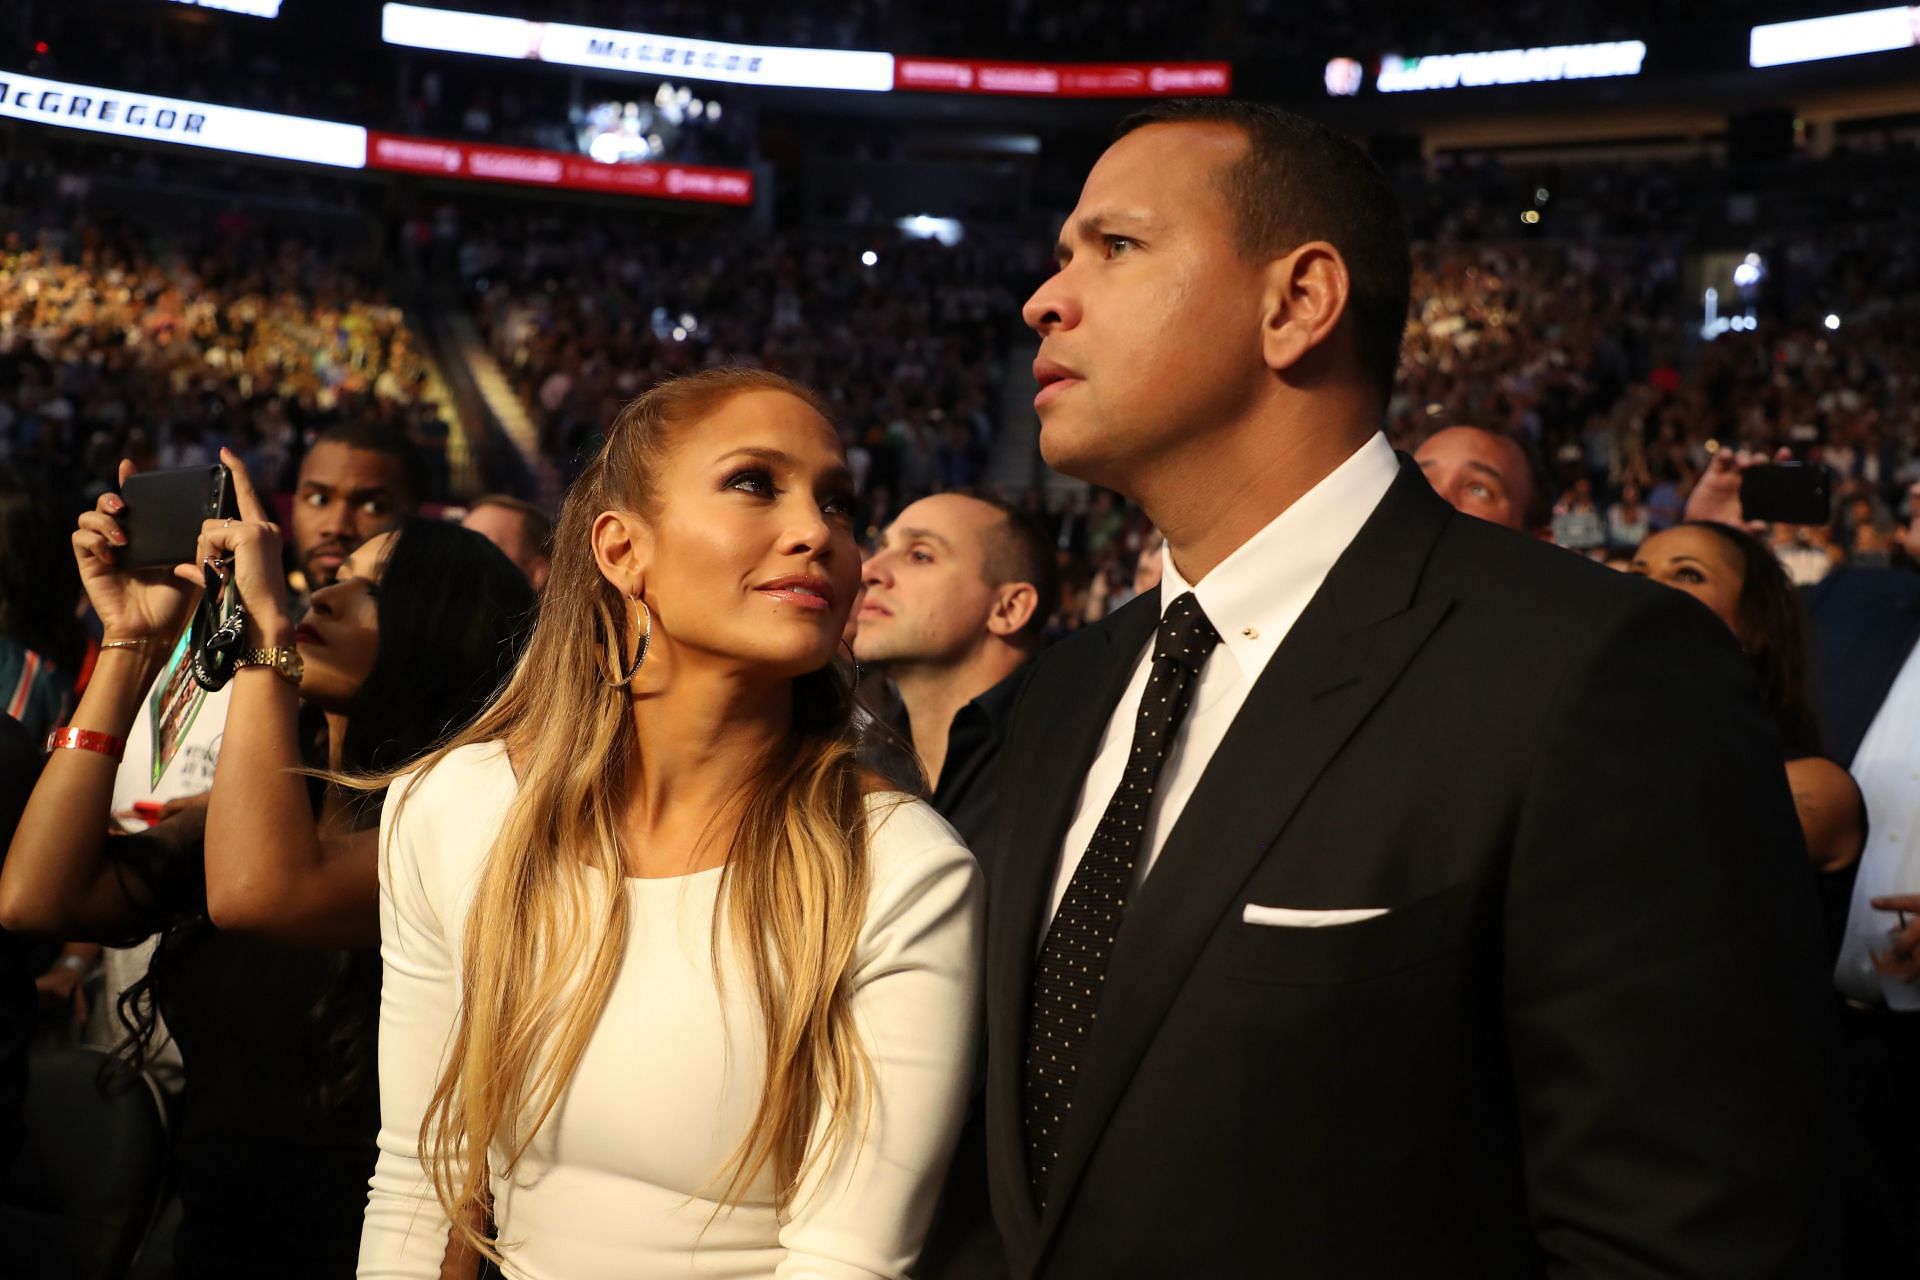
[386,740,515,843]
[860,791,980,894]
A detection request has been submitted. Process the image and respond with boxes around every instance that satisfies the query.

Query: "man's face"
[1415,427,1535,532]
[290,442,411,587]
[462,503,549,590]
[855,495,1008,668]
[1021,122,1268,492]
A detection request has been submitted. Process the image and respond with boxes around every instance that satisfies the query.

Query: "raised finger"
[117,457,137,487]
[220,447,270,523]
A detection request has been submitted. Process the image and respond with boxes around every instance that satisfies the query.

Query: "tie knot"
[1153,592,1221,671]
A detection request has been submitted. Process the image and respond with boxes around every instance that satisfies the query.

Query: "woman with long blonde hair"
[357,369,983,1279]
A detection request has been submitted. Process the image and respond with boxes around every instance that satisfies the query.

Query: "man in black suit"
[983,99,1842,1277]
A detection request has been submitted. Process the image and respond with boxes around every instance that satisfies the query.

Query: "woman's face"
[294,529,393,710]
[1628,526,1746,641]
[632,390,860,681]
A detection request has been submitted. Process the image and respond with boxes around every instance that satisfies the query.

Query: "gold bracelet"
[99,638,154,651]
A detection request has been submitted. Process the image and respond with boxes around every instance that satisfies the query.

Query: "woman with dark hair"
[0,450,535,1278]
[1630,521,1865,946]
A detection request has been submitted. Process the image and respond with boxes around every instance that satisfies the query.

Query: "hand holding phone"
[71,461,202,647]
[119,464,239,570]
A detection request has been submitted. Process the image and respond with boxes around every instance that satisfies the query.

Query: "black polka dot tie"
[1024,591,1221,1207]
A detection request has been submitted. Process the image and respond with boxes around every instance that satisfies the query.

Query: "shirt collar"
[1159,432,1400,681]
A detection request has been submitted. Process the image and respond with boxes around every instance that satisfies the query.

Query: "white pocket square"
[1241,904,1391,928]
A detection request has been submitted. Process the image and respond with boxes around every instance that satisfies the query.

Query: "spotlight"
[1520,210,1541,225]
[1824,314,1841,331]
[861,250,878,267]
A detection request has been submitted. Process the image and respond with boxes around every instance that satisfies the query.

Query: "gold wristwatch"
[234,645,305,685]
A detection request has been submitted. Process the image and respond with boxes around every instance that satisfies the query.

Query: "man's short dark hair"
[966,493,1060,648]
[469,493,554,554]
[310,421,427,508]
[1115,99,1412,409]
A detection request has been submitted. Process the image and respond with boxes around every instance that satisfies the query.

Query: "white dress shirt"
[1834,641,1920,1008]
[1046,433,1401,925]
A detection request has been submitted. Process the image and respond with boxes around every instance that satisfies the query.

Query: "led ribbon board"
[167,0,284,16]
[0,71,366,167]
[365,133,754,205]
[381,3,895,91]
[892,58,1229,96]
[1749,7,1920,68]
[1375,40,1647,92]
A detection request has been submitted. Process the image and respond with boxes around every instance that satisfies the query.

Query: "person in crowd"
[987,98,1840,1276]
[1607,481,1651,553]
[358,368,982,1279]
[855,492,1056,1280]
[0,714,37,1175]
[0,465,86,742]
[1130,528,1165,601]
[1629,522,1865,910]
[1412,424,1552,537]
[855,493,1054,854]
[81,428,424,1071]
[1690,448,1920,1228]
[0,454,533,1279]
[291,422,424,598]
[1550,474,1607,553]
[461,493,553,590]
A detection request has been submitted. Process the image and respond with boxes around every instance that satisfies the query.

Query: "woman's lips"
[294,625,325,647]
[756,583,833,611]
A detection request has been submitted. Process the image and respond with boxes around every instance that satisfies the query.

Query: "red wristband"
[45,727,126,761]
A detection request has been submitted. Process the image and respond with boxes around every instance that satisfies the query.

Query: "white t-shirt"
[359,742,985,1280]
[110,629,233,828]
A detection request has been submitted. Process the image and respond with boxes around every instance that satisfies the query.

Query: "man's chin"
[1038,418,1121,488]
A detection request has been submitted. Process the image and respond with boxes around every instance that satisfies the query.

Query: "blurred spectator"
[461,494,554,591]
[1551,477,1607,554]
[1414,425,1551,536]
[1629,522,1863,884]
[1607,482,1650,552]
[0,466,86,741]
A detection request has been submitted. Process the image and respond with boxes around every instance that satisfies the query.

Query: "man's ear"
[987,582,1040,640]
[1258,241,1351,377]
[590,510,653,597]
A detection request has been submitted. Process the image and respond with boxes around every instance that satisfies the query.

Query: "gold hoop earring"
[607,594,652,687]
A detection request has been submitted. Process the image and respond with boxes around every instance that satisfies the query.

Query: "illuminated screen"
[1749,7,1920,67]
[168,0,284,16]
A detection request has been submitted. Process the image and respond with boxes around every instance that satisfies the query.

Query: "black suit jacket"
[983,462,1843,1278]
[1803,566,1920,765]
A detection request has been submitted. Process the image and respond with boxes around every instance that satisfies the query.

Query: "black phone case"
[119,466,238,570]
[1741,463,1833,526]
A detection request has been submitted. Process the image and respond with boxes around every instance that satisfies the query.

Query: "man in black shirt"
[855,493,1056,860]
[855,492,1056,1278]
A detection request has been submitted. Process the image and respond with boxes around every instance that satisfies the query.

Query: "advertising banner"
[892,58,1230,97]
[0,71,366,167]
[366,132,754,205]
[1749,7,1920,68]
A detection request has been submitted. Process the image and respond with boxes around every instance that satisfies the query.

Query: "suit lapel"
[1030,462,1458,1251]
[985,592,1159,1249]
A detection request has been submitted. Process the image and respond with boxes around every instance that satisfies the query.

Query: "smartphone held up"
[116,464,240,571]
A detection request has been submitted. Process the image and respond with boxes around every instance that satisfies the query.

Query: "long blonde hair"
[389,368,874,1260]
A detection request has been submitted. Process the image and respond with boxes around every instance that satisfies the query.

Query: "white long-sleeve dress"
[357,742,984,1279]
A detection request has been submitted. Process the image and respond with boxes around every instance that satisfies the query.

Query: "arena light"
[0,71,364,167]
[168,0,283,15]
[896,214,964,246]
[381,3,895,92]
[1749,7,1920,68]
[1375,40,1646,92]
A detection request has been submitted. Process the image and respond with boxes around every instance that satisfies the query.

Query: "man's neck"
[892,643,1028,790]
[1145,406,1379,586]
